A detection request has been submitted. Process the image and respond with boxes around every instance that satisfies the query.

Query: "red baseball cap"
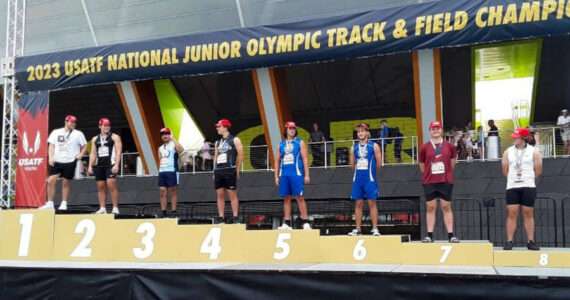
[215,119,231,128]
[355,123,370,131]
[284,121,296,128]
[429,121,442,129]
[99,118,111,126]
[160,128,171,135]
[65,115,77,122]
[511,127,530,138]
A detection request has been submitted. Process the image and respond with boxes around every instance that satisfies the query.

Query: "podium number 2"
[18,214,34,257]
[439,245,453,263]
[200,228,222,260]
[133,222,156,259]
[70,219,96,258]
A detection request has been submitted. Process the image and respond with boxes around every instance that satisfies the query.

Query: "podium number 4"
[439,245,453,263]
[201,228,222,260]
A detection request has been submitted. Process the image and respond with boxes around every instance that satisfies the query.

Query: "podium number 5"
[18,214,34,257]
[439,245,453,263]
[273,233,291,260]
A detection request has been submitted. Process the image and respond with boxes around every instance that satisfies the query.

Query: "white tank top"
[506,144,536,190]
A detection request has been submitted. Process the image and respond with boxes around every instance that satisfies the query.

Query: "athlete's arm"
[234,137,244,176]
[213,142,218,171]
[349,144,355,171]
[112,134,122,174]
[172,135,184,153]
[48,143,55,166]
[88,137,97,174]
[301,140,310,184]
[533,150,543,178]
[501,149,509,177]
[274,150,281,186]
[77,144,87,161]
[373,143,382,171]
[418,145,425,173]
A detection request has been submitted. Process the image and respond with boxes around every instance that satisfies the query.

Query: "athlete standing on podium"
[274,121,311,230]
[348,123,382,236]
[213,119,243,224]
[419,121,459,243]
[88,118,122,214]
[501,127,542,251]
[158,128,184,218]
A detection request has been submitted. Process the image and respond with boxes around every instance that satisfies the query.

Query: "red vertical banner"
[15,92,49,207]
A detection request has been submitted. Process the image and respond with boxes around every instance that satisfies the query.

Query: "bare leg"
[296,196,308,219]
[96,181,107,208]
[522,206,535,241]
[159,187,167,210]
[426,199,437,232]
[107,178,119,208]
[440,199,454,233]
[61,179,71,202]
[506,205,520,241]
[227,189,239,217]
[169,187,178,211]
[47,175,59,202]
[283,196,292,220]
[355,200,364,229]
[368,199,378,228]
[216,188,226,217]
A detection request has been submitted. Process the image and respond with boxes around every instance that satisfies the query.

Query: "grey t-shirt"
[310,130,325,143]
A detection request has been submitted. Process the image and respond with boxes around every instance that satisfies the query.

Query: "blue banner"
[15,0,570,93]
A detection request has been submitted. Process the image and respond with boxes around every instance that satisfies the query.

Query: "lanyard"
[218,138,227,151]
[430,139,443,156]
[358,142,367,158]
[514,145,526,170]
[285,138,294,153]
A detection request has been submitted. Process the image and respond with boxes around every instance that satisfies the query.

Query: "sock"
[60,200,67,204]
[46,201,53,205]
[448,232,454,239]
[284,220,292,226]
[356,227,361,232]
[427,232,433,239]
[301,219,309,223]
[372,226,378,230]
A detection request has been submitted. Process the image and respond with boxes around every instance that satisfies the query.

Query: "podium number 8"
[133,222,156,259]
[273,233,291,260]
[539,253,548,266]
[70,219,96,258]
[439,245,453,263]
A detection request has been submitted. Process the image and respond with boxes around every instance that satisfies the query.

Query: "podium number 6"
[439,245,453,263]
[352,239,367,261]
[273,233,291,260]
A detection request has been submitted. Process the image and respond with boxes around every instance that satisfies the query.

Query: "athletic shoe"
[278,223,292,230]
[503,241,514,250]
[449,236,460,243]
[111,207,120,214]
[232,217,240,224]
[422,236,433,243]
[38,201,54,210]
[527,240,540,251]
[371,228,381,236]
[214,216,225,224]
[169,211,177,218]
[94,207,107,214]
[348,229,361,236]
[161,211,168,218]
[302,223,312,230]
[58,201,67,210]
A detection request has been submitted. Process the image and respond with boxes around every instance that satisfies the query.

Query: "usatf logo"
[19,131,43,169]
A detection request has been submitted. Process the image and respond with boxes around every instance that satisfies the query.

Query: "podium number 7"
[439,245,453,263]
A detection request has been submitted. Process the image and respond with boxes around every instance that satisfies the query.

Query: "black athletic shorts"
[49,161,76,180]
[214,168,237,190]
[424,183,453,201]
[506,187,536,207]
[95,165,117,181]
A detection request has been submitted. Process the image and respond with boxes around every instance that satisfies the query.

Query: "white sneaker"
[58,201,67,210]
[371,228,381,236]
[348,228,361,236]
[302,223,312,230]
[94,207,107,214]
[38,201,54,209]
[111,207,120,214]
[277,223,292,230]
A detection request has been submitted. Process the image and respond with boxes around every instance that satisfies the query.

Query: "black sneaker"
[503,241,514,250]
[161,211,168,218]
[232,216,240,224]
[214,216,225,224]
[527,240,540,251]
[169,211,177,218]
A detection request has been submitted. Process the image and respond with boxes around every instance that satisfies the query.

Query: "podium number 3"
[439,245,453,263]
[133,222,156,259]
[70,219,96,257]
[18,214,34,257]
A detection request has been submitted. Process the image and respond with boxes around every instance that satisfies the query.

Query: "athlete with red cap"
[40,115,87,210]
[88,118,122,214]
[274,121,311,230]
[213,119,244,223]
[419,121,459,243]
[158,128,184,218]
[501,127,542,250]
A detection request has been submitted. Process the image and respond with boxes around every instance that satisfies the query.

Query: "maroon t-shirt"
[419,140,456,185]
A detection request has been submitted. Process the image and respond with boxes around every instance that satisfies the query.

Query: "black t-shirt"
[488,125,499,136]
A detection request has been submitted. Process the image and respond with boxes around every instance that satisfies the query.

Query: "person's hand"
[304,175,310,184]
[49,158,55,166]
[236,170,240,179]
[88,166,93,174]
[275,177,279,186]
[111,165,118,174]
[75,154,82,161]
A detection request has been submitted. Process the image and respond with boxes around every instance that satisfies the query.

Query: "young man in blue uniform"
[274,121,311,230]
[349,123,382,236]
[158,128,184,218]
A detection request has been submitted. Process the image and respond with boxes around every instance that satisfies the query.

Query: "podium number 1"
[439,245,453,263]
[18,214,34,257]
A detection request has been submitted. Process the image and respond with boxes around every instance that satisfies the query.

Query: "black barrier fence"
[53,194,570,247]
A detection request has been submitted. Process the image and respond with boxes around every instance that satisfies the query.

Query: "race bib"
[160,158,169,166]
[98,146,109,157]
[356,158,368,170]
[431,162,445,174]
[58,144,70,152]
[283,153,294,165]
[217,153,227,164]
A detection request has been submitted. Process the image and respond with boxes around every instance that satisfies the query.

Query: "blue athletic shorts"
[351,179,379,200]
[279,175,304,197]
[158,171,179,187]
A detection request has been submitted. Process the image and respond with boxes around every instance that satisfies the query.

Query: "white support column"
[255,68,283,162]
[118,82,159,175]
[414,48,443,144]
